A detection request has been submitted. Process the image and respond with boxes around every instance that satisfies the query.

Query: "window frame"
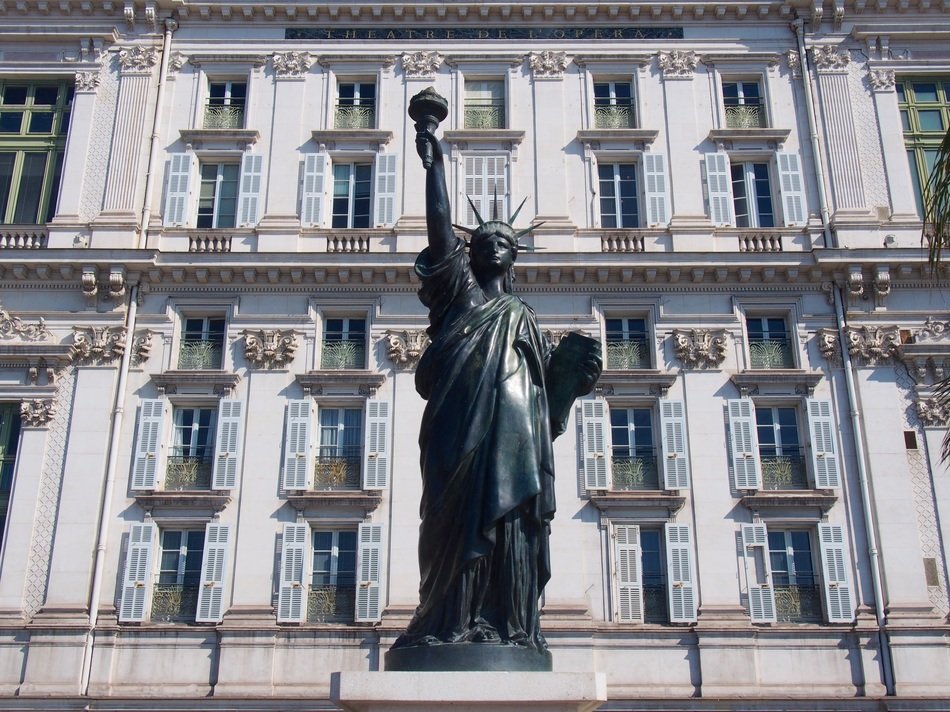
[603,315,652,370]
[608,405,660,492]
[743,314,797,370]
[320,315,368,370]
[597,161,641,229]
[463,78,507,130]
[335,80,377,130]
[592,79,637,129]
[721,77,768,129]
[204,78,247,130]
[178,314,228,371]
[730,159,777,229]
[896,77,950,216]
[0,402,21,555]
[330,161,373,229]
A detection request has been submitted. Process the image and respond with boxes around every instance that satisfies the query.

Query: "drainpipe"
[137,17,177,248]
[793,19,895,696]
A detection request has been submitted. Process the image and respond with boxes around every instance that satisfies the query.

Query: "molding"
[588,492,686,517]
[295,370,386,397]
[272,51,313,78]
[117,46,159,74]
[810,45,850,73]
[134,492,231,515]
[730,370,823,396]
[0,343,73,385]
[0,305,52,341]
[242,329,299,369]
[657,50,698,79]
[316,54,396,69]
[187,53,267,68]
[844,325,901,366]
[671,328,728,369]
[287,491,382,517]
[69,326,126,366]
[707,128,791,147]
[740,491,837,515]
[401,51,443,79]
[382,329,430,371]
[597,371,677,397]
[528,51,569,79]
[179,129,260,150]
[310,129,393,150]
[575,129,658,147]
[152,371,241,396]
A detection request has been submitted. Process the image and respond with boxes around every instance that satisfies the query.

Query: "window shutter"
[818,523,854,623]
[118,522,155,622]
[807,399,841,489]
[727,399,761,490]
[237,153,264,227]
[660,400,690,490]
[301,153,328,227]
[705,152,733,226]
[665,523,697,623]
[131,399,165,490]
[613,524,643,622]
[580,399,611,490]
[282,400,312,491]
[355,523,383,622]
[362,398,391,490]
[463,155,483,226]
[277,523,309,623]
[196,523,230,623]
[642,152,670,226]
[373,152,399,227]
[163,153,192,226]
[776,151,806,227]
[463,154,507,226]
[212,399,244,490]
[487,155,508,220]
[741,523,776,623]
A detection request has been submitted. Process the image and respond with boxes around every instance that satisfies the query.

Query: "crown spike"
[514,221,545,240]
[509,197,528,225]
[491,185,499,221]
[466,196,486,227]
[452,223,477,236]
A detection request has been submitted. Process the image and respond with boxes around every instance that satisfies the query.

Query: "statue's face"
[470,228,516,279]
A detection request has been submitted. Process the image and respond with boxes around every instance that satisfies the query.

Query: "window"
[705,152,805,228]
[331,163,372,229]
[118,522,231,623]
[336,81,376,129]
[166,407,216,490]
[610,407,658,490]
[594,81,635,128]
[277,522,384,624]
[768,529,822,622]
[179,316,226,370]
[464,80,505,129]
[611,522,696,623]
[321,317,366,369]
[316,407,362,489]
[204,80,246,129]
[461,154,507,227]
[756,406,806,490]
[0,403,21,550]
[598,164,640,228]
[605,317,650,369]
[0,81,72,225]
[196,162,239,229]
[300,152,398,229]
[722,80,766,128]
[746,316,794,369]
[897,78,950,216]
[162,152,262,228]
[730,161,775,228]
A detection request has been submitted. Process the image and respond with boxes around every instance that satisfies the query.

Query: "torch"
[408,87,449,169]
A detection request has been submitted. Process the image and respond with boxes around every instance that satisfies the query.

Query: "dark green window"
[896,78,950,217]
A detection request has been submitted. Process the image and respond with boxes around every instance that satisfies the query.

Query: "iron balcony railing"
[594,102,636,129]
[748,337,795,369]
[642,583,669,624]
[725,102,767,128]
[610,455,660,491]
[314,446,361,490]
[165,451,213,490]
[320,339,366,369]
[464,100,505,129]
[334,103,376,129]
[773,583,823,623]
[177,339,224,370]
[307,582,356,623]
[605,336,649,369]
[760,455,808,490]
[203,102,245,129]
[150,582,199,623]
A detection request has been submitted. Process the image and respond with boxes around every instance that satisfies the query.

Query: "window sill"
[576,128,658,146]
[153,371,241,397]
[588,491,685,516]
[311,129,393,150]
[296,370,385,398]
[133,491,231,514]
[707,127,790,147]
[179,128,260,150]
[598,371,676,397]
[443,130,526,156]
[740,490,837,515]
[287,490,382,516]
[731,370,821,396]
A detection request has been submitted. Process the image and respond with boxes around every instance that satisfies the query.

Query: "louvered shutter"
[807,399,841,489]
[212,399,243,490]
[818,524,854,623]
[301,153,328,227]
[277,523,309,623]
[660,400,690,490]
[195,523,230,623]
[118,522,155,622]
[163,153,192,226]
[776,152,806,227]
[613,524,643,622]
[237,153,263,227]
[580,400,610,490]
[362,399,391,490]
[282,400,312,491]
[705,152,733,226]
[665,523,697,623]
[355,523,383,622]
[741,523,776,623]
[643,152,670,226]
[373,152,398,227]
[463,154,507,226]
[727,399,761,490]
[132,399,165,490]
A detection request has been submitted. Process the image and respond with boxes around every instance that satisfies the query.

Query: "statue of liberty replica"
[385,88,602,672]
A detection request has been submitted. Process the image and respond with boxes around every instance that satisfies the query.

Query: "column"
[869,68,921,223]
[529,52,573,232]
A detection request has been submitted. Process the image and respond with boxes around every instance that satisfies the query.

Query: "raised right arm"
[417,130,455,262]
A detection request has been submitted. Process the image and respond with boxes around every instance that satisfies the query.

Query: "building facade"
[0,0,948,708]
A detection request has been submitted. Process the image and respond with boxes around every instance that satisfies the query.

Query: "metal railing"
[611,456,660,490]
[725,102,767,128]
[165,453,213,490]
[594,103,635,129]
[748,338,795,369]
[321,340,366,369]
[177,339,224,370]
[0,226,47,249]
[606,337,648,369]
[334,103,376,129]
[314,448,361,490]
[761,455,808,490]
[150,583,199,622]
[464,101,505,129]
[642,583,668,624]
[774,583,823,622]
[203,103,245,129]
[307,583,356,623]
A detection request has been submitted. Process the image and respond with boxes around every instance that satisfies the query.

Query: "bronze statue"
[385,88,601,672]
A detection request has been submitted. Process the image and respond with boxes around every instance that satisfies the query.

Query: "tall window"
[321,317,366,369]
[594,81,635,128]
[152,529,205,622]
[167,407,216,490]
[196,163,239,229]
[640,529,668,623]
[310,530,358,622]
[178,316,226,370]
[331,164,372,229]
[205,80,246,129]
[0,81,72,224]
[605,317,649,369]
[598,164,640,228]
[755,406,805,490]
[609,407,658,490]
[731,162,775,228]
[897,78,950,216]
[0,404,21,550]
[722,80,766,128]
[768,529,821,623]
[746,316,793,369]
[315,407,362,489]
[464,80,505,129]
[336,82,376,129]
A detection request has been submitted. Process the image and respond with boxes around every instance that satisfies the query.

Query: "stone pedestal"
[330,671,607,712]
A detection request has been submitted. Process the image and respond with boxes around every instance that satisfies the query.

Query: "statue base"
[385,642,552,671]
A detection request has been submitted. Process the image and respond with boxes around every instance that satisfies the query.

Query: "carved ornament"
[402,51,443,79]
[131,329,155,366]
[869,69,895,91]
[167,52,187,72]
[528,51,569,79]
[74,71,101,92]
[785,50,801,75]
[21,399,55,427]
[117,46,160,73]
[811,45,850,72]
[0,305,52,341]
[384,329,430,370]
[816,328,841,363]
[243,329,298,369]
[69,326,127,365]
[272,51,313,78]
[917,397,950,427]
[874,266,891,307]
[845,325,901,365]
[657,50,698,79]
[913,317,950,343]
[671,328,727,369]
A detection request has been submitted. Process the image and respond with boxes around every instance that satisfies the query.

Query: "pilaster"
[868,67,920,222]
[529,51,573,229]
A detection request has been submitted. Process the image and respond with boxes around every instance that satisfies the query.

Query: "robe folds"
[393,239,555,650]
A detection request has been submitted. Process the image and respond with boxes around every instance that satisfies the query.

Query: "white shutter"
[355,523,383,622]
[665,523,697,623]
[373,152,398,227]
[118,522,155,622]
[301,153,328,227]
[807,399,841,489]
[818,524,854,623]
[362,399,391,490]
[212,399,243,490]
[463,154,507,225]
[741,523,776,623]
[727,399,761,490]
[463,155,483,226]
[486,155,507,221]
[705,152,733,226]
[660,400,690,490]
[277,523,309,623]
[131,399,165,491]
[642,152,670,226]
[776,152,806,227]
[196,523,230,623]
[237,153,263,227]
[163,153,192,226]
[580,400,611,490]
[282,400,312,491]
[613,524,643,623]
